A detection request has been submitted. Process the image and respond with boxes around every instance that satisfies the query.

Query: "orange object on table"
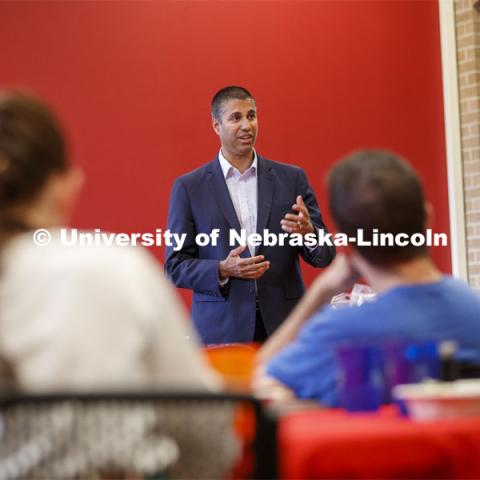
[204,343,260,391]
[279,405,480,479]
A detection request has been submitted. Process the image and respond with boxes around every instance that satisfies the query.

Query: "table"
[278,405,480,478]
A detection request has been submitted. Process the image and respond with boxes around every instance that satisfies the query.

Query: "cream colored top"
[0,231,219,391]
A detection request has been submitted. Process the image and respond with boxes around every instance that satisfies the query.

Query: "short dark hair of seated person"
[329,149,427,265]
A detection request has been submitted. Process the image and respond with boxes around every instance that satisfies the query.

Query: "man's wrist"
[304,225,318,252]
[218,261,229,282]
[309,274,338,300]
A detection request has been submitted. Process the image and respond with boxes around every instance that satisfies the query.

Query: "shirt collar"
[218,149,258,179]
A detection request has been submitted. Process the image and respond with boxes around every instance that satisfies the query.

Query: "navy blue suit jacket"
[165,155,335,344]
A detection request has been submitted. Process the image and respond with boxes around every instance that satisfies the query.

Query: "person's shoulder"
[440,276,480,305]
[442,276,478,292]
[174,158,218,186]
[386,276,480,306]
[258,155,305,176]
[9,230,159,282]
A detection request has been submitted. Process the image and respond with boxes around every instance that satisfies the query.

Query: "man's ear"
[212,115,221,135]
[424,202,434,228]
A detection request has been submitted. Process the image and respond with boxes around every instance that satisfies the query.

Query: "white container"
[393,380,480,421]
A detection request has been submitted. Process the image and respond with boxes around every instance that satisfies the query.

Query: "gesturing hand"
[219,245,270,280]
[280,195,315,236]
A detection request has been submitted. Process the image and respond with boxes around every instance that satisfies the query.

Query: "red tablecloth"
[278,406,480,479]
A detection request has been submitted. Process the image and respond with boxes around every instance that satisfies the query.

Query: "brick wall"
[455,0,480,290]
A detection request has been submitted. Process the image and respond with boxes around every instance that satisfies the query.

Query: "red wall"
[0,1,450,300]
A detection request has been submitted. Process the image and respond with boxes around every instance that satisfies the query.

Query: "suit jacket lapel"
[207,157,242,232]
[256,156,274,254]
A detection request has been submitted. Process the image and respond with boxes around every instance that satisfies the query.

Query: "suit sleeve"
[297,169,336,267]
[164,178,226,297]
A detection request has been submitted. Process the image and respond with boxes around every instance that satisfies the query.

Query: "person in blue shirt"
[254,150,480,406]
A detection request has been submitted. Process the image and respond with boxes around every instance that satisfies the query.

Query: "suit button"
[249,285,255,293]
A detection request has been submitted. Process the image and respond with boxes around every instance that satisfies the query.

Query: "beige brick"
[457,20,476,38]
[461,112,480,124]
[462,136,480,149]
[454,5,469,18]
[460,99,480,114]
[471,125,480,136]
[467,226,477,239]
[468,71,480,83]
[467,198,480,209]
[455,2,473,17]
[458,57,478,70]
[468,264,480,275]
[460,72,470,85]
[465,175,474,189]
[460,85,480,98]
[469,146,480,158]
[470,49,480,60]
[457,0,473,10]
[468,211,480,223]
[465,161,479,175]
[472,198,480,211]
[455,0,469,11]
[463,123,480,137]
[458,34,478,49]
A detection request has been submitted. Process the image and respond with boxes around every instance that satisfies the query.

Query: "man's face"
[212,98,258,159]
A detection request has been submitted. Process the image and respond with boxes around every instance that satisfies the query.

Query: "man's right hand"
[219,245,270,280]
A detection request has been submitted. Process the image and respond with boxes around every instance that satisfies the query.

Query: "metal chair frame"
[0,391,277,479]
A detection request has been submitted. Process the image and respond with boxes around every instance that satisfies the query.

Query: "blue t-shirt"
[266,277,480,406]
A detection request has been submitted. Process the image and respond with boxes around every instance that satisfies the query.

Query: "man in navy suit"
[165,86,335,344]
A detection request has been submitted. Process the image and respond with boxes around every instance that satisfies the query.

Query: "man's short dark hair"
[211,86,255,120]
[328,150,427,266]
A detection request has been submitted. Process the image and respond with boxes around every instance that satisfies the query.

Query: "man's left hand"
[280,195,314,236]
